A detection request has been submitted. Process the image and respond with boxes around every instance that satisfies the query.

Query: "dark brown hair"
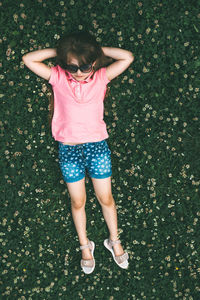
[48,31,113,127]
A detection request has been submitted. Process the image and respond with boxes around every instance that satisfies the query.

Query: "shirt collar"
[66,71,93,83]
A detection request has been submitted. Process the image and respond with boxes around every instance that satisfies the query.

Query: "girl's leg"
[91,176,124,256]
[66,177,93,260]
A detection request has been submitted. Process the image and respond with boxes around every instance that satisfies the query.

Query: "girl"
[22,31,134,274]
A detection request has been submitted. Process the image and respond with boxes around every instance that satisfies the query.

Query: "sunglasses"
[65,63,93,73]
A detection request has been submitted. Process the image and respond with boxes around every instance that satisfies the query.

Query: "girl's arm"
[102,47,134,81]
[22,48,57,80]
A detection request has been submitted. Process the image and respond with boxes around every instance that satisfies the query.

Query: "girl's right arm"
[22,48,57,81]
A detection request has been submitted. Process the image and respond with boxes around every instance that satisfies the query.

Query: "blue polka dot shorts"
[58,139,112,183]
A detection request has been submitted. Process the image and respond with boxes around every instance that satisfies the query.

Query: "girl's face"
[66,57,96,81]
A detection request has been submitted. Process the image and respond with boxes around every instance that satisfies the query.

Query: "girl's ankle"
[80,238,89,246]
[109,236,119,241]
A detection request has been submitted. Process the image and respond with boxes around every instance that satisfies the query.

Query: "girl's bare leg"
[91,177,124,256]
[66,177,93,260]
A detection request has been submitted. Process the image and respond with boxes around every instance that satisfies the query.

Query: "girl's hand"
[102,47,134,81]
[22,48,57,81]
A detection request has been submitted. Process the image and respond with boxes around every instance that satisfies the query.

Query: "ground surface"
[1,0,200,299]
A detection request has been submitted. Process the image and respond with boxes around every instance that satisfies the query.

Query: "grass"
[1,0,200,299]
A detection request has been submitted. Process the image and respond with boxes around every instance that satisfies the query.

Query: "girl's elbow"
[129,52,134,62]
[22,55,31,66]
[22,55,27,63]
[22,53,31,62]
[125,53,134,66]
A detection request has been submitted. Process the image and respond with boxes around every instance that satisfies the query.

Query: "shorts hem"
[90,172,112,179]
[64,175,85,183]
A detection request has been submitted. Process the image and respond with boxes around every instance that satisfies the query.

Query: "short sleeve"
[48,65,60,86]
[99,67,110,85]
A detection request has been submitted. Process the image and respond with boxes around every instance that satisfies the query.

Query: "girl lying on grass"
[22,31,134,274]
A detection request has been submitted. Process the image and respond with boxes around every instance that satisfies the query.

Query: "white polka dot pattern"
[58,140,112,183]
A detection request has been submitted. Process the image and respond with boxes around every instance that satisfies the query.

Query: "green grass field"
[1,0,200,299]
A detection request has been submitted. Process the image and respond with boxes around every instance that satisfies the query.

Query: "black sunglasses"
[65,63,93,73]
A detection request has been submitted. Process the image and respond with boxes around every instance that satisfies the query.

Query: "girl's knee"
[98,193,114,207]
[66,178,86,209]
[71,196,86,209]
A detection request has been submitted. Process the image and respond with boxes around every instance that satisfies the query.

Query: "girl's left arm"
[102,47,134,81]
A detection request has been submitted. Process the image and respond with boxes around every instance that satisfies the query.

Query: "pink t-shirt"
[48,65,110,143]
